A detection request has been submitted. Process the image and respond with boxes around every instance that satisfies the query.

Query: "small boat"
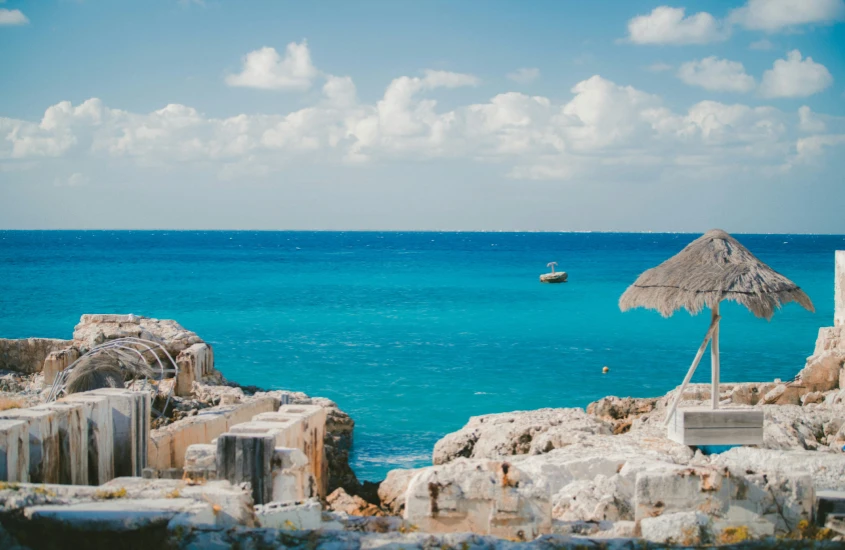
[540,262,567,283]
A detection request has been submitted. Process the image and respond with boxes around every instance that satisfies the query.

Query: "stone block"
[175,343,214,396]
[184,443,217,481]
[667,407,763,446]
[217,431,276,505]
[640,511,711,546]
[0,419,29,482]
[33,402,88,485]
[147,396,276,471]
[272,448,313,503]
[89,389,150,477]
[634,466,813,536]
[42,347,80,386]
[0,408,60,484]
[61,393,115,485]
[255,498,322,530]
[404,459,551,540]
[277,404,328,498]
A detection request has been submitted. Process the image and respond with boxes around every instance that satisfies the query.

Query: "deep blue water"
[1,231,842,481]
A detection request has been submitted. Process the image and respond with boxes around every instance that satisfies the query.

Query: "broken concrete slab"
[0,407,60,484]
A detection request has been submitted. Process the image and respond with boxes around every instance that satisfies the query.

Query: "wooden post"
[711,303,720,410]
[664,314,720,426]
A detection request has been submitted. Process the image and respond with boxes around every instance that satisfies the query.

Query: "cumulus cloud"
[1,70,840,182]
[798,106,827,133]
[506,68,540,85]
[627,7,728,45]
[0,8,28,25]
[759,50,833,98]
[729,0,845,32]
[226,41,319,91]
[677,57,756,93]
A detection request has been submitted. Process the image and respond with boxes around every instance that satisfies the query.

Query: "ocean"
[1,231,842,481]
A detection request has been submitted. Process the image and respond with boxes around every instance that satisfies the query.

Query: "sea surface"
[1,231,843,481]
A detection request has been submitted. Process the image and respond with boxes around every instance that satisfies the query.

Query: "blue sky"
[1,0,844,232]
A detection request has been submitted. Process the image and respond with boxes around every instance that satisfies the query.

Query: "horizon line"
[2,229,845,236]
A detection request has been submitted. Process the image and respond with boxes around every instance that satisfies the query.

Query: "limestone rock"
[432,408,612,465]
[326,487,382,517]
[815,326,845,354]
[708,447,845,492]
[796,351,845,393]
[760,404,845,451]
[640,511,711,546]
[0,338,74,374]
[72,314,203,356]
[378,468,424,515]
[403,458,551,540]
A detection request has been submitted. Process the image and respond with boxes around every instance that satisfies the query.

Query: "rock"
[378,468,424,515]
[795,351,845,393]
[815,326,845,354]
[432,408,612,465]
[639,511,711,546]
[760,404,845,451]
[255,498,322,530]
[318,400,360,495]
[709,447,845,491]
[403,458,551,540]
[326,487,382,517]
[0,338,74,375]
[586,396,658,434]
[72,314,203,357]
[802,391,826,405]
[551,475,629,523]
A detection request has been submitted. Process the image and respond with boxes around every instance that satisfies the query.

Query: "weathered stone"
[0,407,60,483]
[72,314,203,357]
[42,347,80,386]
[277,404,327,497]
[404,458,551,540]
[379,468,422,515]
[183,444,217,481]
[216,431,276,505]
[796,351,845,393]
[709,447,845,492]
[0,419,29,482]
[175,343,215,397]
[61,392,115,485]
[0,338,73,374]
[148,396,276,471]
[639,511,711,546]
[326,487,383,517]
[432,408,612,465]
[90,388,150,477]
[634,465,814,536]
[255,499,322,530]
[33,401,88,485]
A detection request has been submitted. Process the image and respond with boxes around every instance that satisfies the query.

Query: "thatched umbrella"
[619,229,813,423]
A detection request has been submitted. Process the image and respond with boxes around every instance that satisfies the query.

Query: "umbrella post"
[711,303,720,410]
[663,314,720,426]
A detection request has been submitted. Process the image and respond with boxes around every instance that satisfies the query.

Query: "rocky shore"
[0,303,844,547]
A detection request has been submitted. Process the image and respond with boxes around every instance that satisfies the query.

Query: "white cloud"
[627,7,728,45]
[759,50,833,98]
[798,106,827,132]
[226,41,319,91]
[749,38,774,50]
[506,68,540,85]
[677,57,756,93]
[795,134,845,162]
[729,0,845,32]
[1,70,840,182]
[647,63,673,73]
[0,8,28,25]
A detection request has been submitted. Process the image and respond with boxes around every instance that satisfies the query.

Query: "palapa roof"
[619,229,814,320]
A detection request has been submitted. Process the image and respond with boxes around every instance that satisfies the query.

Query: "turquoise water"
[0,231,842,481]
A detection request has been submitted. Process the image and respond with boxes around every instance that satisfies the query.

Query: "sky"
[1,0,844,232]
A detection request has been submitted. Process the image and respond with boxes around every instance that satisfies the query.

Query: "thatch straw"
[65,348,156,394]
[619,229,814,320]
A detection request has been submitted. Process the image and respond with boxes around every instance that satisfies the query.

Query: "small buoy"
[602,366,609,374]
